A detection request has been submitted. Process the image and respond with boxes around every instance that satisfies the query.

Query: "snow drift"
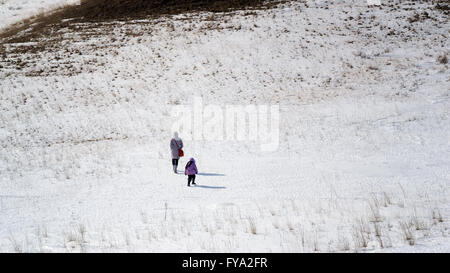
[0,0,449,252]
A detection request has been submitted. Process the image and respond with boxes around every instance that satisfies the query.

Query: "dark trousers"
[172,159,179,166]
[188,175,196,186]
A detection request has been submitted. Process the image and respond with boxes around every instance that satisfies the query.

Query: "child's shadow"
[194,185,227,190]
[197,173,226,177]
[195,173,226,189]
[177,172,226,177]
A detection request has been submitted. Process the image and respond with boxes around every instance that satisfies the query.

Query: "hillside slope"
[0,0,449,252]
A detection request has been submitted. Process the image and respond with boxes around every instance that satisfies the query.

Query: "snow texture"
[0,0,79,31]
[0,0,449,252]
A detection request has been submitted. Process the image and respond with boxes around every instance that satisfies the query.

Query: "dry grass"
[352,218,369,249]
[3,194,449,252]
[400,221,415,246]
[248,217,257,235]
[437,54,448,64]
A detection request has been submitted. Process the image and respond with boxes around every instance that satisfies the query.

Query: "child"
[184,158,198,187]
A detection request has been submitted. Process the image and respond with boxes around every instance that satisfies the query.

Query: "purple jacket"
[185,158,198,175]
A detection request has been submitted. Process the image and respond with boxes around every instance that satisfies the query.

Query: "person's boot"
[173,165,177,173]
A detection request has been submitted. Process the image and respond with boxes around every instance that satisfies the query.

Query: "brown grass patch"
[0,0,286,43]
[0,1,288,76]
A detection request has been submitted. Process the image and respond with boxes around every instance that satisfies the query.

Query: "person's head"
[189,158,195,162]
[173,132,179,139]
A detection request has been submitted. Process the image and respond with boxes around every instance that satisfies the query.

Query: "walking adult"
[170,132,183,173]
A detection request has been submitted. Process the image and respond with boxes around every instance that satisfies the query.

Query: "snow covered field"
[0,0,449,252]
[0,0,79,31]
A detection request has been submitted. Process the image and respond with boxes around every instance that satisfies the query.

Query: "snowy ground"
[0,0,79,31]
[0,0,449,252]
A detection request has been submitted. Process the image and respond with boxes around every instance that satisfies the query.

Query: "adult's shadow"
[197,173,226,177]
